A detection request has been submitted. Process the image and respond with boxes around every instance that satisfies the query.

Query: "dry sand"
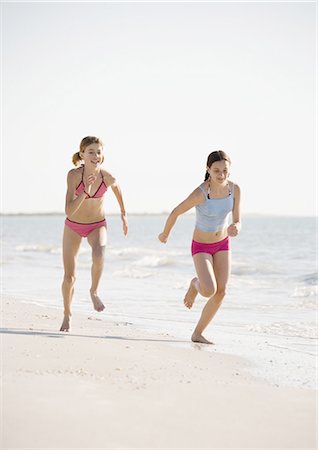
[1,297,316,449]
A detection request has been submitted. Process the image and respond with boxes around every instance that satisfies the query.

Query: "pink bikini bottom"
[65,218,106,238]
[191,236,230,256]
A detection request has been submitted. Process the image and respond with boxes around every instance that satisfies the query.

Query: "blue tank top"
[195,182,235,233]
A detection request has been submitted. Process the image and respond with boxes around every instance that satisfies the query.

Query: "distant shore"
[1,212,316,218]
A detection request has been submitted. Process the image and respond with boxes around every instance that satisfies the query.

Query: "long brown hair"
[204,150,231,181]
[72,136,104,166]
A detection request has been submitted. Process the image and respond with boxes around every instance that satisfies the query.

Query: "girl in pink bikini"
[158,150,241,344]
[60,136,128,332]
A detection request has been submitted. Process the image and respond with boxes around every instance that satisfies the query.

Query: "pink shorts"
[65,218,106,238]
[191,237,230,256]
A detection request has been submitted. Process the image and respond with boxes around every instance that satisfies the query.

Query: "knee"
[200,283,216,298]
[63,274,76,286]
[215,286,227,301]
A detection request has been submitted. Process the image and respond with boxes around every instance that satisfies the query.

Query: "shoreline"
[1,297,316,449]
[6,293,317,391]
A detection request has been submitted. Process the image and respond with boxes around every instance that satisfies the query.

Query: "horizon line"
[0,211,316,218]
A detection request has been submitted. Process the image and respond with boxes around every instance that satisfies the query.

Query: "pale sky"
[1,1,316,215]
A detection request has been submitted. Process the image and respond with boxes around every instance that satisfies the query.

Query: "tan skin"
[60,143,128,332]
[159,160,241,344]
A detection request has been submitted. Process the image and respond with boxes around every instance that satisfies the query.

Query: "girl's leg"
[60,226,82,331]
[87,225,107,312]
[192,250,231,344]
[184,252,217,309]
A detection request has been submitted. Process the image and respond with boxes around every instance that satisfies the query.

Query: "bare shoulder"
[194,184,205,195]
[101,169,116,186]
[193,184,206,200]
[173,185,205,214]
[67,167,82,187]
[232,182,241,195]
[185,185,205,205]
[68,167,82,178]
[67,167,81,180]
[196,181,208,193]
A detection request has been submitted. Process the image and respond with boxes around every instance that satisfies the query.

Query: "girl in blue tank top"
[159,150,241,344]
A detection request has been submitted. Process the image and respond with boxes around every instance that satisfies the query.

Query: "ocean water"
[1,214,317,389]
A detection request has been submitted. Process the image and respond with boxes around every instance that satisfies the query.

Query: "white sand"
[1,297,316,449]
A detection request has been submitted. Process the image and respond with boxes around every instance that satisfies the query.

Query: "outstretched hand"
[158,232,168,243]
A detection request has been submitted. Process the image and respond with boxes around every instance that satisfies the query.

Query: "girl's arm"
[227,183,241,237]
[105,171,128,236]
[65,171,87,218]
[158,188,204,243]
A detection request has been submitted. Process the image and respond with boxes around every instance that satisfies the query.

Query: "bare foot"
[90,290,105,312]
[60,316,71,332]
[184,278,198,309]
[191,332,214,344]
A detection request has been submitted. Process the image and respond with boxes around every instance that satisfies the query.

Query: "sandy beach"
[1,297,316,449]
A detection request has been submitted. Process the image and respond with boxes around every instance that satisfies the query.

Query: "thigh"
[212,250,231,288]
[193,252,217,291]
[63,225,82,274]
[87,225,107,252]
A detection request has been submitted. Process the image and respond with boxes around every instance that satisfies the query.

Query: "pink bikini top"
[75,167,108,199]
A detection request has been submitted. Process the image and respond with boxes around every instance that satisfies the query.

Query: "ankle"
[192,330,202,337]
[191,332,200,342]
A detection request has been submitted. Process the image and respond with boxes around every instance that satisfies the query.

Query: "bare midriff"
[193,227,228,244]
[69,198,105,223]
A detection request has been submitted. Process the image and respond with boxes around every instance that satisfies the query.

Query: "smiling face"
[80,143,104,168]
[207,160,230,184]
